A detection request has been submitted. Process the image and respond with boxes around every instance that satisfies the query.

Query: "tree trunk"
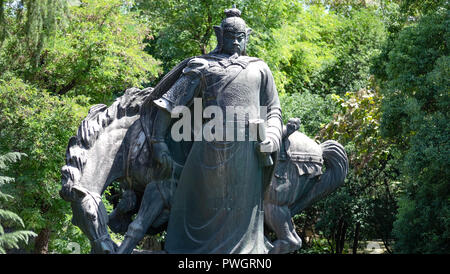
[352,222,361,254]
[34,228,51,254]
[200,45,207,55]
[381,237,393,254]
[339,220,348,253]
[335,218,343,253]
[335,218,348,254]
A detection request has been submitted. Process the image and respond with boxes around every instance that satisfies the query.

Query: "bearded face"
[212,6,252,56]
[222,30,246,56]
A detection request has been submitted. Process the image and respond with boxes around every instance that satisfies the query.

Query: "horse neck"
[76,115,141,195]
[66,87,153,197]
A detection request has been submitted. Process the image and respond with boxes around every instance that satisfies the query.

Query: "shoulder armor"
[241,56,262,63]
[183,58,209,76]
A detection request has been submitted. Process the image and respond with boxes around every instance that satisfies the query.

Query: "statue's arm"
[149,61,204,179]
[150,108,172,143]
[151,58,205,140]
[260,63,283,152]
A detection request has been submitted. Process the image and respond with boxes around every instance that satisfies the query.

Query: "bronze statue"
[59,6,348,254]
[149,5,282,254]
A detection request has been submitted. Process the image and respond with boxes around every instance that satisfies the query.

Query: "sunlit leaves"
[36,0,161,103]
[0,76,90,252]
[379,4,449,253]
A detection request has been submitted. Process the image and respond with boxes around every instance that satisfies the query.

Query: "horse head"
[70,186,117,253]
[60,165,117,254]
[59,87,154,253]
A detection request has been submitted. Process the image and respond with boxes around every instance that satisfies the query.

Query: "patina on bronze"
[59,5,348,254]
[150,5,282,254]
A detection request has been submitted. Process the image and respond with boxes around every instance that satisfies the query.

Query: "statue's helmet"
[221,6,247,33]
[212,5,252,55]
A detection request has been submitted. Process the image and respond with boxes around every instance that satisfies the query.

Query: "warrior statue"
[59,5,348,255]
[150,5,282,253]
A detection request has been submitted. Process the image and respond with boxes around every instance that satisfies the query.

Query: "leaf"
[0,230,37,254]
[0,152,27,170]
[0,209,25,228]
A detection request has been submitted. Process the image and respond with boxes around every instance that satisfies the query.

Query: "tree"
[279,91,340,137]
[0,0,69,79]
[0,152,36,254]
[136,1,384,96]
[249,4,337,94]
[0,0,162,253]
[248,3,386,95]
[312,88,401,253]
[0,0,161,104]
[0,76,91,253]
[35,0,161,103]
[135,0,234,72]
[378,3,449,253]
[137,0,305,75]
[318,8,386,95]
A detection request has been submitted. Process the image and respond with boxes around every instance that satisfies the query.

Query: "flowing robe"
[153,53,282,254]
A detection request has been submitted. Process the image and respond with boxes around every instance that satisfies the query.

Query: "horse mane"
[61,87,153,193]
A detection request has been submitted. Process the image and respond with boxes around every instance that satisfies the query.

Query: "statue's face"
[222,30,246,56]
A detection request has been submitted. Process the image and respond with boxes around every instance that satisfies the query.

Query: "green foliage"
[249,4,386,95]
[138,1,384,95]
[0,0,69,77]
[139,0,308,76]
[307,0,383,15]
[279,91,340,137]
[319,8,386,95]
[0,0,162,252]
[0,152,37,254]
[400,0,448,16]
[377,4,449,253]
[307,89,401,253]
[33,0,161,103]
[135,0,233,72]
[47,0,160,102]
[321,88,391,171]
[0,0,161,104]
[297,235,333,254]
[392,111,450,253]
[0,76,90,253]
[249,4,337,94]
[48,213,90,254]
[102,185,124,248]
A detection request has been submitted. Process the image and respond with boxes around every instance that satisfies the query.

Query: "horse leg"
[108,189,137,234]
[116,182,164,254]
[264,201,302,254]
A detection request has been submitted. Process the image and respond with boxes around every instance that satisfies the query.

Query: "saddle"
[278,131,323,178]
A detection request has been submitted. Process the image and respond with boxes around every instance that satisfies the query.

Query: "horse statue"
[264,118,348,253]
[59,87,348,254]
[59,87,157,253]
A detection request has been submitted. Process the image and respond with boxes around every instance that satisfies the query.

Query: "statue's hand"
[257,138,276,153]
[152,142,173,180]
[256,139,275,166]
